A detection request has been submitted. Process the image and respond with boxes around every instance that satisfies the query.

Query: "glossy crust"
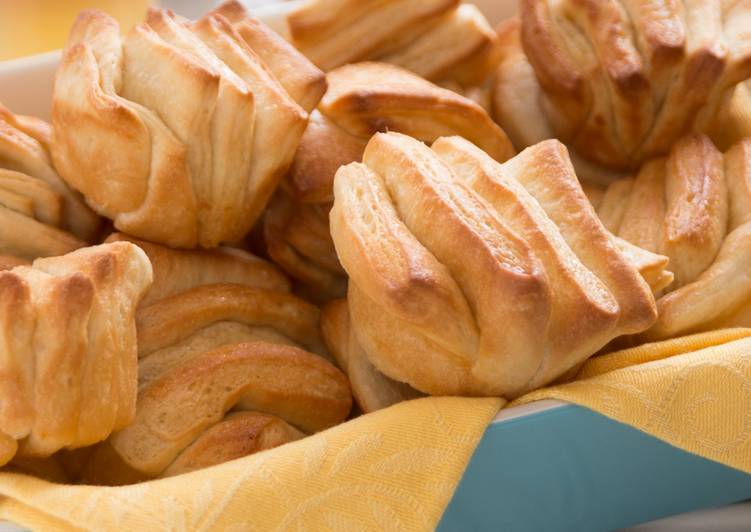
[0,242,152,466]
[600,136,751,339]
[210,0,327,113]
[321,63,514,162]
[330,132,656,397]
[492,2,751,169]
[52,5,320,248]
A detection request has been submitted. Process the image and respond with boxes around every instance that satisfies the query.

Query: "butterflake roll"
[599,135,751,340]
[52,3,325,248]
[330,131,658,398]
[262,62,515,300]
[80,238,351,484]
[0,104,99,261]
[288,0,499,86]
[0,242,152,466]
[493,2,751,171]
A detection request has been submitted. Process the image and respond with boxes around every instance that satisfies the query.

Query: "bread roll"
[0,242,152,465]
[330,132,656,397]
[52,5,324,248]
[288,0,499,86]
[601,136,751,339]
[0,104,98,261]
[492,2,751,170]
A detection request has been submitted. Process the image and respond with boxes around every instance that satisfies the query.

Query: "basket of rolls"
[0,0,749,530]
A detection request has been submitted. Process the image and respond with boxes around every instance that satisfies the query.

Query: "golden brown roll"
[288,0,499,86]
[0,242,152,466]
[321,299,422,413]
[105,232,290,306]
[600,135,751,339]
[52,4,324,248]
[493,3,751,170]
[330,132,656,398]
[262,63,515,300]
[0,104,99,261]
[78,240,351,483]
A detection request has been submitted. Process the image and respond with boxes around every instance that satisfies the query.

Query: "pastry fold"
[78,240,351,483]
[600,135,751,339]
[493,2,751,169]
[0,104,99,260]
[52,3,324,248]
[288,0,499,85]
[263,62,515,300]
[330,132,656,397]
[0,242,152,465]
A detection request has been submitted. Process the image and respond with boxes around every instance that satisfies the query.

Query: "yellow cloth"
[0,397,503,531]
[516,328,751,475]
[1,329,750,531]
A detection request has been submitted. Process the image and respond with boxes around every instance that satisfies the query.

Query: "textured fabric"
[0,397,502,531]
[517,328,751,475]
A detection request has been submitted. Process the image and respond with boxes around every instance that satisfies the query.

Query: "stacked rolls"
[77,235,351,484]
[261,61,514,300]
[0,242,152,466]
[599,135,751,340]
[0,104,99,263]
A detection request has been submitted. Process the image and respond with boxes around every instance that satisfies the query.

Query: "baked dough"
[0,242,152,466]
[0,104,99,260]
[288,0,499,85]
[263,63,515,300]
[600,135,751,339]
[330,131,656,397]
[77,240,350,483]
[493,2,751,169]
[321,299,422,413]
[52,4,324,248]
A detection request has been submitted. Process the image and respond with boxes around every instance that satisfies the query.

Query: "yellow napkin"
[0,397,502,531]
[517,328,751,475]
[1,329,750,531]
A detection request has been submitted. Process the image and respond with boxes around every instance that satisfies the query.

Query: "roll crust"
[288,0,499,86]
[330,132,656,397]
[52,5,323,248]
[0,242,152,465]
[0,105,98,261]
[263,62,515,300]
[492,2,751,169]
[77,239,350,483]
[600,135,751,339]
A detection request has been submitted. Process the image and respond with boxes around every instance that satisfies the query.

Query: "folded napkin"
[0,397,503,531]
[1,328,750,531]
